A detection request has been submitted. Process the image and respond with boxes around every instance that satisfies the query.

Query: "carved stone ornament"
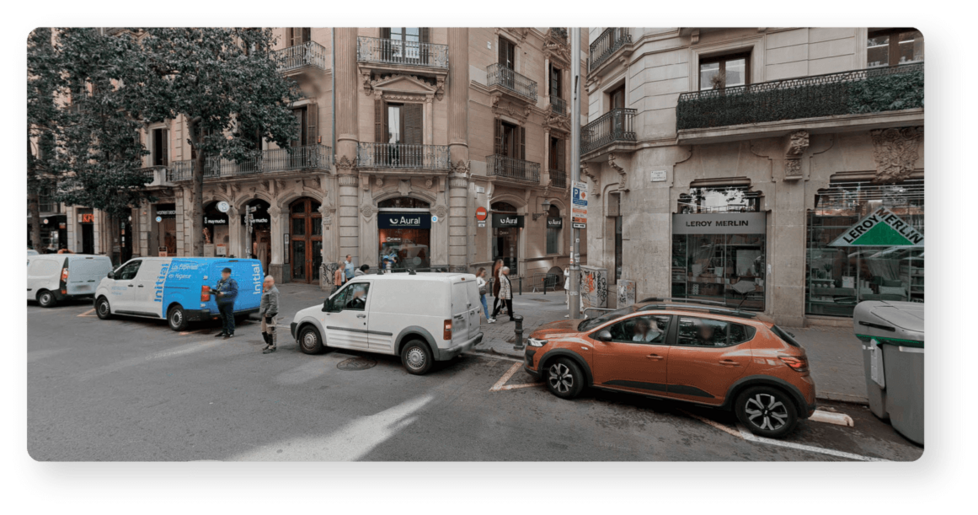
[871,127,923,184]
[545,113,571,133]
[362,70,373,96]
[375,175,384,188]
[435,77,445,101]
[336,155,356,172]
[359,200,376,220]
[609,154,628,192]
[784,160,802,179]
[425,176,435,189]
[491,93,530,123]
[360,174,371,191]
[783,130,809,180]
[433,203,448,221]
[397,179,412,197]
[581,162,600,196]
[451,159,470,177]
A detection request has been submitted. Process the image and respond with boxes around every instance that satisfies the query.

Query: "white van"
[27,254,113,307]
[290,272,484,375]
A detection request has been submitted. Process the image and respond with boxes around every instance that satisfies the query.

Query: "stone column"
[338,174,360,266]
[268,204,284,283]
[447,28,470,272]
[334,28,360,266]
[226,206,240,259]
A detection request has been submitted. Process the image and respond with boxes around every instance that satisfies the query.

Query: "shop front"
[671,212,767,311]
[243,199,271,270]
[78,209,95,255]
[31,215,67,252]
[377,197,432,271]
[150,203,177,256]
[203,201,230,257]
[806,180,924,317]
[491,202,523,271]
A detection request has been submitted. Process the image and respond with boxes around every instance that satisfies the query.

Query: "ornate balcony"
[581,108,637,156]
[588,28,631,73]
[487,63,538,103]
[550,28,567,41]
[274,41,329,73]
[549,169,567,189]
[550,96,567,117]
[486,154,541,183]
[356,143,450,171]
[167,145,332,182]
[357,36,449,70]
[676,63,924,132]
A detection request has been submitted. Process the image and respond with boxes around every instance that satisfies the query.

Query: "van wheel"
[167,305,188,331]
[735,386,799,439]
[298,326,325,355]
[37,290,57,308]
[401,340,433,375]
[95,297,112,320]
[545,358,584,399]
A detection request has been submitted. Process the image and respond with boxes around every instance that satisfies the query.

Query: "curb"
[816,391,869,406]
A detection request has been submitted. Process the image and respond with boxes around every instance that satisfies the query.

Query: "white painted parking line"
[77,309,96,318]
[489,363,521,392]
[810,410,855,427]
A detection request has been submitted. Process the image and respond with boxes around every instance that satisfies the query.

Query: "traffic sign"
[475,206,488,221]
[572,181,588,228]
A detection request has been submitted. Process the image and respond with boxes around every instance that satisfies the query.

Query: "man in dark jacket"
[213,267,239,338]
[260,275,280,354]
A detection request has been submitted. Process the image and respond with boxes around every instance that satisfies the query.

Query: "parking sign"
[572,182,587,228]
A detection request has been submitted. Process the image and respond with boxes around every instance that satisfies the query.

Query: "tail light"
[778,355,809,373]
[61,268,69,282]
[443,319,452,340]
[60,268,69,294]
[201,285,211,302]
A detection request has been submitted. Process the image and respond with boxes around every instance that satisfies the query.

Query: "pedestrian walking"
[344,254,355,281]
[333,263,345,294]
[491,266,514,322]
[355,264,369,277]
[213,267,239,338]
[476,267,491,321]
[489,259,503,323]
[259,275,280,354]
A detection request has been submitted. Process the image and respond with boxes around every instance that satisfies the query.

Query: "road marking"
[77,309,96,317]
[735,424,888,462]
[680,410,744,438]
[489,362,521,391]
[178,328,209,336]
[809,410,855,427]
[74,339,228,381]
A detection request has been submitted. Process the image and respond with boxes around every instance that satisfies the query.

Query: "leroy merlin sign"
[830,207,923,247]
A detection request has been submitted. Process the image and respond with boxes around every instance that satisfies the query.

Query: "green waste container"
[853,301,924,445]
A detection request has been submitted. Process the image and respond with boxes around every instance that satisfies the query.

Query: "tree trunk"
[28,191,43,253]
[191,150,205,257]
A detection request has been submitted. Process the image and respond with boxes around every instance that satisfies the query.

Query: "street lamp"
[532,199,552,221]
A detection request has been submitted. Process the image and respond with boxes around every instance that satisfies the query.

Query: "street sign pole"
[245,205,256,259]
[570,28,582,320]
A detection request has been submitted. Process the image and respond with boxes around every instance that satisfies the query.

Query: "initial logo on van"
[154,263,170,303]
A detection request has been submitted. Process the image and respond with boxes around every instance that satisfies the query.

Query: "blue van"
[94,257,264,331]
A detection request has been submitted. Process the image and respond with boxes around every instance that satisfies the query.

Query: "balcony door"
[381,28,429,64]
[498,37,516,70]
[493,119,526,179]
[286,28,310,47]
[550,64,563,99]
[375,100,423,167]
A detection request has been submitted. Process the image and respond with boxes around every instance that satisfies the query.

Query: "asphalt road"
[27,291,923,461]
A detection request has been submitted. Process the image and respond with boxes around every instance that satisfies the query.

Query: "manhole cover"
[337,357,377,371]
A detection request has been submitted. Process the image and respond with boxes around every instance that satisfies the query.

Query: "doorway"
[289,197,322,283]
[243,199,271,269]
[491,202,521,271]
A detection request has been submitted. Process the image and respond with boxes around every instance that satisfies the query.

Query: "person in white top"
[476,267,492,322]
[631,318,662,343]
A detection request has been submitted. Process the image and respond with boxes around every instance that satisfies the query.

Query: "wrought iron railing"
[581,108,637,155]
[486,154,541,183]
[589,28,631,72]
[676,63,925,131]
[487,63,538,103]
[357,36,449,70]
[550,95,567,116]
[167,145,332,182]
[549,169,567,189]
[551,28,567,41]
[357,143,450,170]
[275,41,329,72]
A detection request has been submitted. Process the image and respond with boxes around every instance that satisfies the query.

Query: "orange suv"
[523,301,816,438]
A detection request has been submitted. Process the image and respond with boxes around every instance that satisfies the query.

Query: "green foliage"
[847,68,925,114]
[27,28,62,194]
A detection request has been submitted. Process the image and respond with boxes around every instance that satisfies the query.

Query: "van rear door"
[451,278,481,345]
[65,256,111,296]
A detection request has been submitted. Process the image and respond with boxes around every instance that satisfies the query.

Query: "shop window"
[378,197,431,271]
[699,52,750,91]
[806,180,924,317]
[679,185,761,214]
[867,29,924,68]
[492,202,520,271]
[378,197,430,209]
[546,205,561,255]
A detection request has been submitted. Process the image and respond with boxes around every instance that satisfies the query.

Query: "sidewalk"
[270,283,869,405]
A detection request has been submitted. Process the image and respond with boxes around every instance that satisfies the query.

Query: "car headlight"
[528,338,548,347]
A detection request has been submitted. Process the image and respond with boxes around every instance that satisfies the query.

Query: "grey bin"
[853,300,924,445]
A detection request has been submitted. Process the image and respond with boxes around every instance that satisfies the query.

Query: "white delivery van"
[290,272,484,375]
[27,254,113,307]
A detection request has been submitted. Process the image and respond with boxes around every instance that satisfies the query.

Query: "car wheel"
[545,358,584,399]
[401,340,433,375]
[167,305,188,331]
[735,386,799,439]
[95,296,112,320]
[298,326,325,355]
[37,290,57,308]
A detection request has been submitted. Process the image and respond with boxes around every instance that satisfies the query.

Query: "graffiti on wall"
[617,279,636,308]
[580,266,608,309]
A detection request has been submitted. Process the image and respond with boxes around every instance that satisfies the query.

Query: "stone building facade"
[63,28,589,289]
[582,27,924,326]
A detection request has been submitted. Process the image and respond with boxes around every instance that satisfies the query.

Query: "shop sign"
[204,216,227,225]
[829,207,924,247]
[492,214,524,228]
[672,212,767,235]
[79,213,94,223]
[547,217,563,229]
[217,201,230,213]
[572,182,587,228]
[155,216,162,223]
[378,212,431,229]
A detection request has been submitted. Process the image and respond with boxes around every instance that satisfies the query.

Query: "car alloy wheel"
[745,392,789,432]
[548,362,574,394]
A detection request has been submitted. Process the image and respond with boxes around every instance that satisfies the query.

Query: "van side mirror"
[322,299,331,312]
[593,329,613,342]
[107,271,115,279]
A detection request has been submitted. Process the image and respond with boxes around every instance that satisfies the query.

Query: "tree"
[134,28,300,257]
[27,28,62,252]
[55,28,154,222]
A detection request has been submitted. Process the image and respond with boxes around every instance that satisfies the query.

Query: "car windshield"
[577,306,636,332]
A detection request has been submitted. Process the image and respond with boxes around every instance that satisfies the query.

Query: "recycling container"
[853,301,924,445]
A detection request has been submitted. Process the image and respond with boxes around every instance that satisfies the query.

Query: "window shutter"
[301,28,310,44]
[404,103,423,146]
[420,28,429,44]
[375,97,388,143]
[287,28,296,47]
[520,126,526,161]
[556,137,565,171]
[306,103,318,147]
[494,119,503,155]
[162,129,169,166]
[380,28,391,39]
[498,38,506,66]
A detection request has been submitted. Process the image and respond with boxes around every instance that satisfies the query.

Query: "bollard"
[519,276,523,296]
[512,314,525,351]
